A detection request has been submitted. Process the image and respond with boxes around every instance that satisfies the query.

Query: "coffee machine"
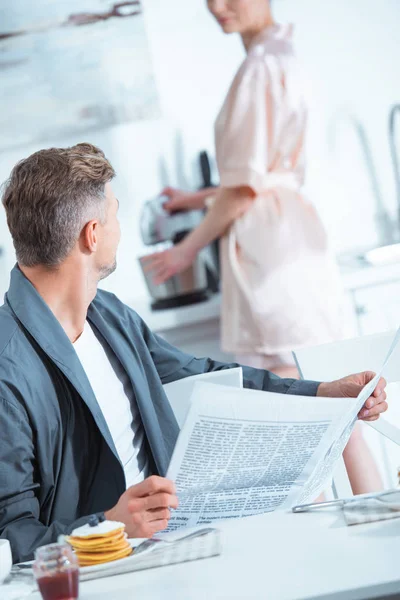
[138,151,220,310]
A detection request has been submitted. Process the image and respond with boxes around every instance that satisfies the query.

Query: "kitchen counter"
[340,258,400,290]
[129,293,221,334]
[129,259,400,336]
[130,259,400,333]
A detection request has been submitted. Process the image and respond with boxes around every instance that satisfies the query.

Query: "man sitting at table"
[0,144,387,562]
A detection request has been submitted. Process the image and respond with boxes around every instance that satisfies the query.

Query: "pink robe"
[215,24,342,355]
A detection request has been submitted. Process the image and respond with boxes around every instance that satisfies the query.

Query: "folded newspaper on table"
[163,327,400,531]
[343,489,400,526]
[79,527,221,582]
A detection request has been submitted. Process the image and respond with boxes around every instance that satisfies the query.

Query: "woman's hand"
[142,242,196,285]
[143,186,253,286]
[161,187,208,212]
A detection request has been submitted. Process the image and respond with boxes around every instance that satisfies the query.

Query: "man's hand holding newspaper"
[317,371,387,421]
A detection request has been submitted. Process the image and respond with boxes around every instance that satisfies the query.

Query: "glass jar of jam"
[33,543,79,600]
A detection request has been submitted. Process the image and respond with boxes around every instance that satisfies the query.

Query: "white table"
[30,509,400,600]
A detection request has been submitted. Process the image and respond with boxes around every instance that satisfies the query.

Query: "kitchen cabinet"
[132,294,233,362]
[350,281,400,336]
[158,317,231,362]
[340,261,400,335]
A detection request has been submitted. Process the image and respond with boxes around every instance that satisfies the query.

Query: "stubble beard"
[98,259,117,281]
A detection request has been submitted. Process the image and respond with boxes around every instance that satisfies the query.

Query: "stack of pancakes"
[66,518,132,567]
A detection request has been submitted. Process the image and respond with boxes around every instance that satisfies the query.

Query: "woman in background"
[144,0,382,494]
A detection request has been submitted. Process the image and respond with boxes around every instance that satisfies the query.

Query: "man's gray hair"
[1,143,115,267]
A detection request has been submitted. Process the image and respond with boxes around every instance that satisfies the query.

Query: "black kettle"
[198,150,220,293]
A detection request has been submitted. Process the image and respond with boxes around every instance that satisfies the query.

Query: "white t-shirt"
[73,321,149,488]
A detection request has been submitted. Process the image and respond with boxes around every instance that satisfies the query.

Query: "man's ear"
[82,220,99,253]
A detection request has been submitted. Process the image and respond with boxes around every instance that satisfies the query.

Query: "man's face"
[95,182,121,281]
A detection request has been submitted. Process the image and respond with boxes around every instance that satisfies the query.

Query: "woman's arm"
[181,186,254,254]
[142,186,254,285]
[162,186,219,212]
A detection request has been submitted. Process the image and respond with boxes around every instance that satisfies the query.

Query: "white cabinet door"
[157,318,233,363]
[353,282,400,336]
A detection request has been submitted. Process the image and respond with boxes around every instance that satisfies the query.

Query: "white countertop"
[30,509,400,600]
[128,293,221,333]
[130,259,400,334]
[339,259,400,290]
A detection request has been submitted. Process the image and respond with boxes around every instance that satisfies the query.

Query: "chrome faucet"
[330,112,397,246]
[389,104,400,230]
[351,117,395,245]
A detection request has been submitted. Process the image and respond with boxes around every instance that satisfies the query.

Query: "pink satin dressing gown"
[215,24,342,356]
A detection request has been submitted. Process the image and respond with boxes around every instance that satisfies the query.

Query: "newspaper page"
[163,368,243,428]
[165,383,358,530]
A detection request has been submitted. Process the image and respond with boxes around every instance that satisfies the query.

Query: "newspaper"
[165,385,357,529]
[163,368,243,428]
[164,327,400,530]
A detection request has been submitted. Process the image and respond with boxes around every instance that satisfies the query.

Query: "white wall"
[279,0,400,254]
[0,0,399,301]
[0,0,241,300]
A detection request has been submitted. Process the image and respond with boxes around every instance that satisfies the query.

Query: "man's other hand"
[104,475,178,537]
[317,371,387,421]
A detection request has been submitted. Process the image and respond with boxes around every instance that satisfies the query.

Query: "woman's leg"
[342,423,383,494]
[237,352,384,495]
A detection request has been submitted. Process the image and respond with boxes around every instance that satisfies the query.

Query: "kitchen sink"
[339,243,400,268]
[362,243,400,266]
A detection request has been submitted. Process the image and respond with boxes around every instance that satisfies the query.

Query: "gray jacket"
[0,266,319,562]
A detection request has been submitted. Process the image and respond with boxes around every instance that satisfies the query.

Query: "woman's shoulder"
[246,25,294,65]
[234,49,273,88]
